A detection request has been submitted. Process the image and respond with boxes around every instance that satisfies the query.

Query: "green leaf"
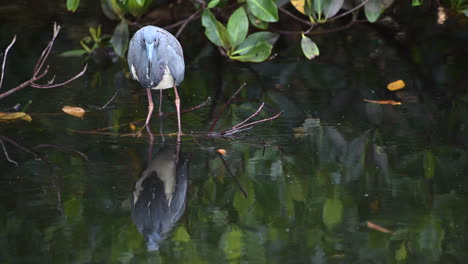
[59,49,88,57]
[110,20,129,57]
[324,0,344,19]
[127,0,153,17]
[208,0,220,8]
[136,0,144,6]
[220,227,244,260]
[230,41,272,62]
[365,0,385,23]
[314,0,324,18]
[202,9,230,50]
[461,8,468,16]
[322,197,343,229]
[423,150,436,179]
[247,9,269,29]
[67,0,80,12]
[419,217,445,260]
[301,34,319,60]
[246,0,279,22]
[395,241,407,262]
[227,7,249,49]
[412,0,422,6]
[232,31,279,55]
[64,197,82,219]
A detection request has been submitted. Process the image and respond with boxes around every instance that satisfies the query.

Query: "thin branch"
[232,102,265,129]
[327,0,370,22]
[102,91,118,109]
[33,23,60,76]
[0,35,16,90]
[164,13,202,30]
[209,83,247,133]
[30,64,88,89]
[222,111,283,136]
[279,7,314,26]
[175,8,203,38]
[164,96,211,116]
[0,139,18,166]
[0,23,87,100]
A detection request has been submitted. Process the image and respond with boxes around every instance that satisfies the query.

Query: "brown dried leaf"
[62,106,86,118]
[387,80,405,91]
[363,99,402,105]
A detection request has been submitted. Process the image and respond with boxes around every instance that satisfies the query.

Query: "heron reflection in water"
[131,144,188,251]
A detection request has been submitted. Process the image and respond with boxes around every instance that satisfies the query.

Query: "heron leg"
[158,89,163,116]
[145,89,154,126]
[173,84,182,135]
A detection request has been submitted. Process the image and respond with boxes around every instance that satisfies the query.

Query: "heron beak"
[146,41,154,72]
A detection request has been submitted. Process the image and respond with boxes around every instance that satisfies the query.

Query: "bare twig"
[175,8,203,38]
[164,13,202,30]
[29,64,88,89]
[327,0,370,22]
[0,23,87,100]
[102,91,118,109]
[0,139,18,166]
[0,35,16,90]
[222,111,283,136]
[209,83,247,133]
[164,96,211,116]
[279,7,314,26]
[232,102,265,129]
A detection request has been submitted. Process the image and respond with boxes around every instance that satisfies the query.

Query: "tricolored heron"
[127,26,185,134]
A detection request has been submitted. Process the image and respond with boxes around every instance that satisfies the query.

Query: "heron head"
[142,32,160,79]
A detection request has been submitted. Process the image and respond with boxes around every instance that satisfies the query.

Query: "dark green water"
[1,2,468,263]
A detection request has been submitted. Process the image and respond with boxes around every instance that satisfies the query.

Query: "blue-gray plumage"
[128,26,185,133]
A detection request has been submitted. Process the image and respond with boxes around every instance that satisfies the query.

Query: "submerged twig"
[32,144,89,161]
[0,35,16,90]
[0,139,18,166]
[217,153,247,198]
[209,83,247,133]
[0,135,57,168]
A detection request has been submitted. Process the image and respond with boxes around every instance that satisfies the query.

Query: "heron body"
[127,26,185,133]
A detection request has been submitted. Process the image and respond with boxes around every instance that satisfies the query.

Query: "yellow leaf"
[0,112,31,122]
[129,122,137,131]
[290,0,306,15]
[387,80,405,91]
[20,114,32,122]
[363,99,402,105]
[62,106,86,119]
